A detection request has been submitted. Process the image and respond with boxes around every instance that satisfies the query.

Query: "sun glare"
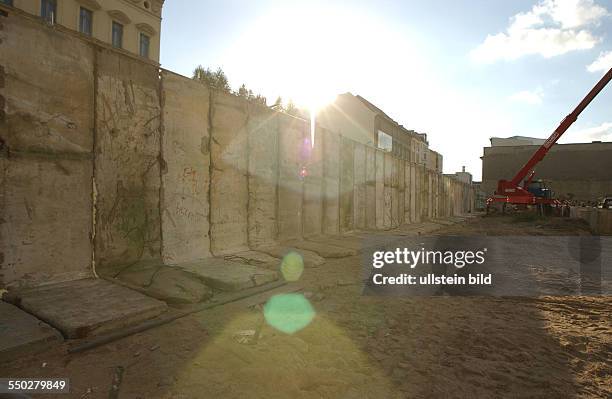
[221,4,420,112]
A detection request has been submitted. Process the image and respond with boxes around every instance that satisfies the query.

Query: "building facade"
[490,136,546,147]
[481,141,612,201]
[1,0,164,62]
[317,92,434,167]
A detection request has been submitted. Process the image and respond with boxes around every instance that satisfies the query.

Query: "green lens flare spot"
[264,293,315,334]
[280,251,304,282]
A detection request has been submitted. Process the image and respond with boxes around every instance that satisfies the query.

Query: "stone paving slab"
[4,279,168,339]
[175,258,280,292]
[0,301,63,362]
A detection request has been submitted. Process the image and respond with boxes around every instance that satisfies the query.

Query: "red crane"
[487,66,612,214]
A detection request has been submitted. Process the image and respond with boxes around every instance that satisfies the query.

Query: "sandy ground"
[1,215,610,398]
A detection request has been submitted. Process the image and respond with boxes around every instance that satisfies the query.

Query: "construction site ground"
[1,215,610,399]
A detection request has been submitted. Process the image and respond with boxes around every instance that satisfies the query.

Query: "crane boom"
[489,66,612,213]
[509,67,612,188]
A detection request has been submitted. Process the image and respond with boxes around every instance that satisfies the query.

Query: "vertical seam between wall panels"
[245,103,252,249]
[274,116,280,242]
[336,135,340,234]
[300,123,304,238]
[157,69,165,263]
[207,89,215,255]
[320,129,326,236]
[90,46,99,278]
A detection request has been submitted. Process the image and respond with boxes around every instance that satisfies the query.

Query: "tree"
[192,65,231,93]
[236,83,267,106]
[285,99,299,116]
[272,96,283,110]
[253,94,267,106]
[237,84,249,98]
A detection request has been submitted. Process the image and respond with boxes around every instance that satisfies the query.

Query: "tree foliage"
[236,83,267,106]
[192,65,231,93]
[285,99,300,116]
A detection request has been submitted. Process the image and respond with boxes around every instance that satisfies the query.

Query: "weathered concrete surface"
[365,147,377,229]
[404,161,411,223]
[160,71,211,264]
[340,137,354,232]
[0,301,63,362]
[303,125,324,237]
[410,163,417,222]
[353,143,367,230]
[277,114,305,240]
[0,13,94,155]
[94,49,162,271]
[6,279,167,339]
[375,151,385,229]
[247,108,279,248]
[383,153,393,229]
[391,157,400,228]
[571,207,612,235]
[0,13,94,287]
[176,259,279,291]
[398,158,405,226]
[257,245,325,267]
[0,157,93,288]
[210,92,249,255]
[322,129,340,235]
[115,265,213,304]
[283,239,357,258]
[223,250,280,269]
[0,11,477,291]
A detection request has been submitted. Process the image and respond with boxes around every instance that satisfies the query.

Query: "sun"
[220,4,382,112]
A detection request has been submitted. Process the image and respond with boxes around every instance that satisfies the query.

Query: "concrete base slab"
[175,258,279,292]
[0,301,63,362]
[284,240,357,258]
[113,265,213,304]
[256,245,326,266]
[222,251,281,268]
[4,279,168,339]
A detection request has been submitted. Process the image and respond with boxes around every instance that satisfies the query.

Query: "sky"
[160,0,612,181]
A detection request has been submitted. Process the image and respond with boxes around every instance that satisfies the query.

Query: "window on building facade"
[377,131,393,152]
[139,32,150,58]
[79,7,93,36]
[112,21,123,48]
[41,0,57,23]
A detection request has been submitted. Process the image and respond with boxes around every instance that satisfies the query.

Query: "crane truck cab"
[597,197,612,209]
[526,179,554,199]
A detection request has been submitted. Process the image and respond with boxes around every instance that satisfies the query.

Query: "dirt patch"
[1,216,609,398]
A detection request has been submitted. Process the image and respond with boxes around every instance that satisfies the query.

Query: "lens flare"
[280,251,304,282]
[263,293,315,334]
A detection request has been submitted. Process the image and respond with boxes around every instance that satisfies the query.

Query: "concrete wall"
[209,92,249,255]
[246,105,279,248]
[322,128,340,235]
[94,48,162,270]
[0,11,94,287]
[0,11,475,288]
[482,142,612,201]
[570,207,612,235]
[160,71,211,264]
